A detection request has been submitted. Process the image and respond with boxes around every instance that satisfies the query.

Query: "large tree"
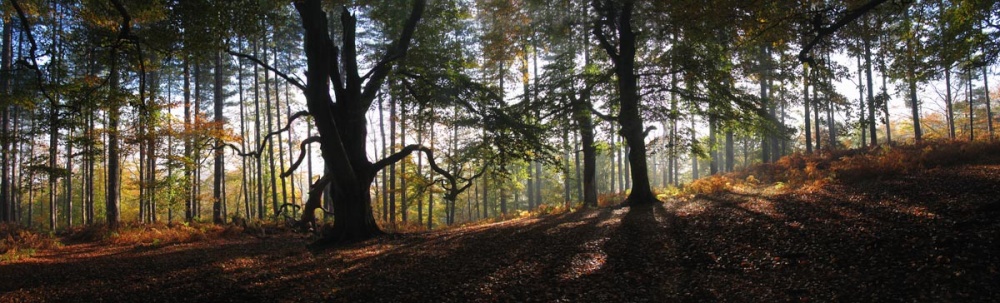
[293,0,426,244]
[592,0,656,205]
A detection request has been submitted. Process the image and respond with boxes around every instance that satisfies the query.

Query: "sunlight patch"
[739,197,785,219]
[675,200,707,217]
[897,205,938,219]
[479,260,541,296]
[560,238,608,281]
[546,221,587,235]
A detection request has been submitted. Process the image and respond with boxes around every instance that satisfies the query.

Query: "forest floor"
[3,147,1000,302]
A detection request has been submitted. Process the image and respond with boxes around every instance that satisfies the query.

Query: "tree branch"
[357,0,427,110]
[798,0,891,65]
[227,50,306,91]
[282,136,322,177]
[591,0,620,63]
[10,0,57,106]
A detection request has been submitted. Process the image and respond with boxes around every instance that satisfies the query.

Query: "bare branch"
[282,136,322,177]
[226,50,306,91]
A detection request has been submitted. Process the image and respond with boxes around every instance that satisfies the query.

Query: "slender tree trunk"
[725,130,733,172]
[183,54,194,221]
[389,88,397,227]
[814,71,822,151]
[213,49,224,224]
[400,98,407,223]
[285,78,298,217]
[864,31,878,145]
[858,54,867,146]
[427,111,434,229]
[804,64,812,153]
[238,38,250,219]
[106,48,121,228]
[760,46,770,163]
[985,66,993,140]
[969,66,975,140]
[263,33,279,219]
[253,41,264,221]
[0,17,11,223]
[379,95,388,222]
[945,68,955,139]
[691,111,698,181]
[881,54,892,144]
[66,128,72,227]
[563,123,571,208]
[905,8,922,143]
[275,51,289,219]
[709,116,718,174]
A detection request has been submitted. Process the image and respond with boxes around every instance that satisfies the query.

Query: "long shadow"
[667,164,1000,302]
[0,237,312,302]
[5,163,998,303]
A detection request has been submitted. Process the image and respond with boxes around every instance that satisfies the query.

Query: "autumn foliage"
[687,140,1000,195]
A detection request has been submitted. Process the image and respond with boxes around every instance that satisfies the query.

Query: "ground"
[2,163,999,302]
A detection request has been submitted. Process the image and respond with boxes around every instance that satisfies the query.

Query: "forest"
[2,0,999,301]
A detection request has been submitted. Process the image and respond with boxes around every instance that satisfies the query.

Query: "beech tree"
[293,0,426,243]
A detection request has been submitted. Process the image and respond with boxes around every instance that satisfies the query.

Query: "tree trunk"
[985,66,993,140]
[253,41,264,221]
[760,46,770,163]
[106,48,121,228]
[275,49,289,220]
[864,31,878,145]
[213,49,225,224]
[184,54,194,221]
[401,98,408,223]
[858,53,867,146]
[905,8,922,143]
[1,15,11,223]
[389,86,397,227]
[709,116,718,174]
[945,68,955,139]
[804,64,812,153]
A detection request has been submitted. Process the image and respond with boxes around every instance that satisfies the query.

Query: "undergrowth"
[686,139,1000,195]
[63,221,246,247]
[1,224,62,262]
